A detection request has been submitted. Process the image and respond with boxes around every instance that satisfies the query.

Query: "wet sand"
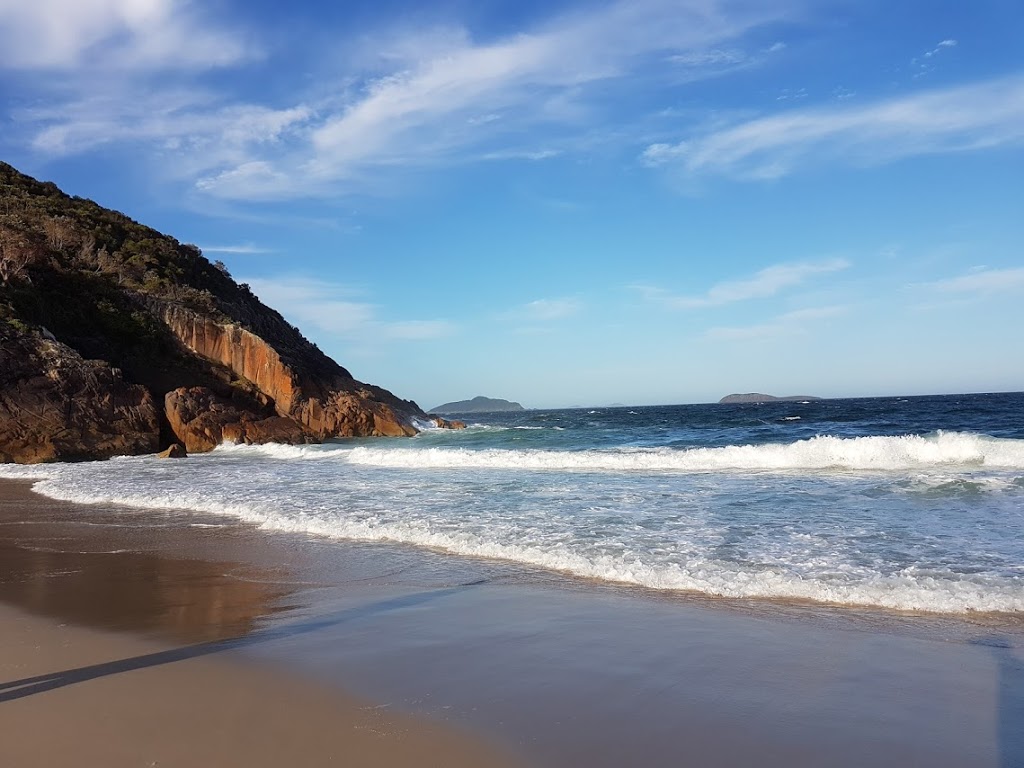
[0,480,522,767]
[2,478,1024,767]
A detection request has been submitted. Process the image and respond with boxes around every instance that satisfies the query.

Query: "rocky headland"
[0,162,449,464]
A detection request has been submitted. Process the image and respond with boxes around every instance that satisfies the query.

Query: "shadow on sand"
[0,582,483,703]
[971,636,1024,768]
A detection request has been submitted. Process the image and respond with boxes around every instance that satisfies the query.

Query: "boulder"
[164,386,314,453]
[431,416,467,430]
[157,443,187,459]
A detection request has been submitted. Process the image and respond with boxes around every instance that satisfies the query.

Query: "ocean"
[3,392,1023,615]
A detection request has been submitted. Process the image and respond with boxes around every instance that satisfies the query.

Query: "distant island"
[719,393,823,404]
[430,396,525,414]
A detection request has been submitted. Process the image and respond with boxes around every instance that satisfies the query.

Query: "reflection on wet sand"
[0,480,295,642]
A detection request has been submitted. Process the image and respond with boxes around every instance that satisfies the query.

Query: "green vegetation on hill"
[0,161,345,397]
[1,161,427,463]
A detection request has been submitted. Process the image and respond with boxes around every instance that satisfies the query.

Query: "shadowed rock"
[157,443,187,459]
[0,325,159,463]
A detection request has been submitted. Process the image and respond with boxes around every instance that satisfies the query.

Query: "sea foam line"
[345,432,1024,472]
[4,470,1022,614]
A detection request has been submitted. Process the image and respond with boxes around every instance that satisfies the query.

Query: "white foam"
[211,442,353,460]
[4,429,1023,616]
[345,432,1024,473]
[10,470,1022,614]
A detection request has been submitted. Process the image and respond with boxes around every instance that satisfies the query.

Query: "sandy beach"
[0,480,522,767]
[2,477,1023,767]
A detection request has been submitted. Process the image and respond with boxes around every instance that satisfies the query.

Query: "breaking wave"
[346,432,1024,472]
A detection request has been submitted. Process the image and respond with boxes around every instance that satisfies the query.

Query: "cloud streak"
[925,266,1024,296]
[707,305,846,340]
[639,258,849,309]
[3,0,799,201]
[642,75,1024,180]
[0,0,251,70]
[518,297,583,321]
[199,243,273,255]
[245,276,456,342]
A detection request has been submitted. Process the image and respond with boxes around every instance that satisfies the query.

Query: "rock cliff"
[0,324,159,462]
[0,161,430,463]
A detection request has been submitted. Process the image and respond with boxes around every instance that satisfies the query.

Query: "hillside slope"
[0,162,434,462]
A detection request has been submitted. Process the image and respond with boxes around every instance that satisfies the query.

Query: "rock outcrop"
[0,325,159,463]
[0,160,435,463]
[157,443,187,459]
[157,303,419,439]
[164,386,315,453]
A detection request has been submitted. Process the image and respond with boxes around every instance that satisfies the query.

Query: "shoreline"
[0,479,523,767]
[3,477,1024,766]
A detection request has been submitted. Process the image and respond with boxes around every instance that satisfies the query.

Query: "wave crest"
[346,432,1024,472]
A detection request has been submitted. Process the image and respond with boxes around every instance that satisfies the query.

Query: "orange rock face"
[164,387,315,453]
[158,303,420,442]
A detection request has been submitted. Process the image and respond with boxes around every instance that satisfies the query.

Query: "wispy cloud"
[912,38,957,78]
[518,297,584,321]
[641,75,1024,180]
[210,1,790,196]
[4,0,798,201]
[245,276,456,341]
[199,243,273,255]
[924,266,1024,296]
[707,305,846,340]
[638,258,849,309]
[0,0,252,70]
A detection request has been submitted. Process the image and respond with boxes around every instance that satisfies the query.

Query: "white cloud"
[0,0,251,70]
[925,266,1024,295]
[199,243,272,255]
[284,1,793,189]
[667,49,747,67]
[3,0,805,201]
[707,305,845,340]
[641,75,1024,180]
[23,92,314,180]
[639,258,849,309]
[245,276,456,341]
[519,297,583,321]
[481,148,562,162]
[7,0,794,201]
[912,39,958,77]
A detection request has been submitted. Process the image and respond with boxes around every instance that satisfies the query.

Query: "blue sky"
[1,0,1022,408]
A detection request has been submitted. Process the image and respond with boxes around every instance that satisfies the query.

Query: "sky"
[1,0,1022,409]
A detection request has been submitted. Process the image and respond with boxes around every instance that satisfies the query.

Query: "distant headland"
[430,396,525,414]
[719,393,823,404]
